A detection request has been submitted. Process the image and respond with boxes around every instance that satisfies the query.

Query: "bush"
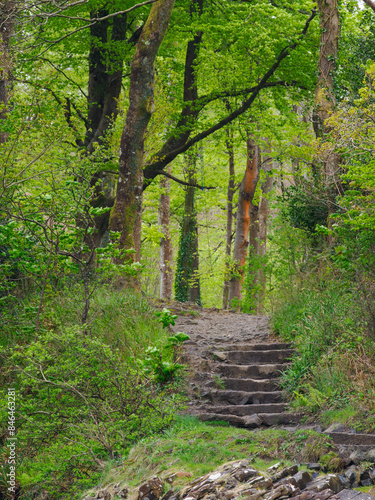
[0,326,184,499]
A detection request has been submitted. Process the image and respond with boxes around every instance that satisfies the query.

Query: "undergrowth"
[0,283,187,499]
[272,275,375,430]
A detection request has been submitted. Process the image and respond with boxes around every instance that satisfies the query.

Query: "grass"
[83,416,335,497]
[0,282,168,361]
[272,276,375,431]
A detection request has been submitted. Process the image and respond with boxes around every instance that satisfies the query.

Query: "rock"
[244,414,263,428]
[263,483,300,500]
[166,474,177,484]
[267,463,282,473]
[247,475,273,490]
[138,476,164,500]
[212,351,227,361]
[293,471,312,490]
[240,488,265,500]
[325,424,351,434]
[96,490,111,500]
[161,492,175,500]
[369,469,375,482]
[308,464,322,471]
[344,467,358,486]
[349,450,368,464]
[336,475,350,489]
[232,467,259,482]
[306,474,344,494]
[271,465,299,482]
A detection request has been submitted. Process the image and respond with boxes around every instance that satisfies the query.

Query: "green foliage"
[174,215,201,305]
[137,332,190,384]
[0,323,183,499]
[155,307,178,328]
[281,184,329,235]
[92,416,333,495]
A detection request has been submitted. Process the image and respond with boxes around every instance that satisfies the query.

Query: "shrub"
[0,326,184,499]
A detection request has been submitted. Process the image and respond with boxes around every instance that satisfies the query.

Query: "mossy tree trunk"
[109,0,175,273]
[313,0,340,243]
[0,0,15,144]
[159,166,173,299]
[175,151,201,304]
[228,136,260,308]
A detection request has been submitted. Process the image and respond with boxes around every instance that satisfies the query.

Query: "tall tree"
[223,127,235,309]
[0,0,15,144]
[246,153,273,314]
[109,0,175,269]
[174,150,201,304]
[228,136,260,307]
[159,165,173,299]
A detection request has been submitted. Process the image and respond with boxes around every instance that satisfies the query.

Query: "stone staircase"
[177,309,375,463]
[188,341,302,428]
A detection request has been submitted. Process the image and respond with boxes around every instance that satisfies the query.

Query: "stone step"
[213,342,294,352]
[194,411,301,428]
[224,349,296,365]
[259,412,302,426]
[328,432,375,446]
[221,377,280,392]
[202,403,289,415]
[218,363,289,379]
[201,389,285,405]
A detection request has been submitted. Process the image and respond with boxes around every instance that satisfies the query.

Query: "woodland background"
[1,0,375,498]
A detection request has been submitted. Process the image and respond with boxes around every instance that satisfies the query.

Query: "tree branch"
[155,170,216,189]
[143,8,317,188]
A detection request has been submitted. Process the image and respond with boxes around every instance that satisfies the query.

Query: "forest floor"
[82,302,375,500]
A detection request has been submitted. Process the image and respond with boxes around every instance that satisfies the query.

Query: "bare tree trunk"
[159,165,173,299]
[228,136,260,308]
[0,0,15,144]
[109,0,175,281]
[313,0,340,243]
[248,154,273,314]
[175,151,201,304]
[223,130,235,309]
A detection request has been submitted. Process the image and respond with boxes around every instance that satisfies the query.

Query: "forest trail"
[174,305,375,463]
[175,306,299,427]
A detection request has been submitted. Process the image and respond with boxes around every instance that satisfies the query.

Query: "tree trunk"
[223,130,235,309]
[174,151,201,304]
[143,0,203,187]
[109,0,175,275]
[159,166,173,299]
[313,0,340,243]
[247,154,273,314]
[364,0,375,12]
[0,0,15,144]
[228,137,260,308]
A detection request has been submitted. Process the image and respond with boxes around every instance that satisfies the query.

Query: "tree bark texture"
[247,155,273,314]
[143,0,203,187]
[313,0,340,242]
[0,0,15,144]
[228,137,260,308]
[159,165,173,299]
[313,0,340,171]
[174,151,201,304]
[109,0,175,268]
[223,130,235,309]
